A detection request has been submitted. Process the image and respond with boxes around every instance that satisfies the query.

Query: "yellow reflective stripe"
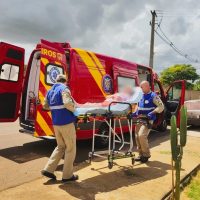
[55,61,61,66]
[41,57,49,67]
[74,48,107,97]
[40,57,51,91]
[88,52,106,75]
[41,57,49,66]
[34,131,39,137]
[40,71,51,91]
[36,112,53,136]
[39,90,44,101]
[39,90,51,118]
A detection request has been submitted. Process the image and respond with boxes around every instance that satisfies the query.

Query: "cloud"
[0,0,199,73]
[169,17,189,35]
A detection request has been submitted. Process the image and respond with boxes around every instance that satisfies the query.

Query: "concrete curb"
[161,163,200,200]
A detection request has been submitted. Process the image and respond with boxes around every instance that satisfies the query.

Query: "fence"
[173,89,200,101]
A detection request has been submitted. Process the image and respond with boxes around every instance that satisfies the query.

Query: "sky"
[0,0,199,74]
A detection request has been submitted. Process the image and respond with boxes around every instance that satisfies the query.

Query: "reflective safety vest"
[138,91,157,121]
[47,83,76,125]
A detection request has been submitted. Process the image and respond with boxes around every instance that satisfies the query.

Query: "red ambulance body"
[0,40,185,146]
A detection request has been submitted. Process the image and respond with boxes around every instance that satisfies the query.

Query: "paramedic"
[41,74,78,182]
[133,81,164,163]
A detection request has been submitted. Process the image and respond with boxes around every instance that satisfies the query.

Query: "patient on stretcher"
[73,86,142,116]
[76,86,135,108]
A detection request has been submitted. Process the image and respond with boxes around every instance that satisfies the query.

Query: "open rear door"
[34,39,67,138]
[0,42,24,122]
[165,80,186,127]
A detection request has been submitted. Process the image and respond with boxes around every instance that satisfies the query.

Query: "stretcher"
[74,86,143,117]
[77,101,150,169]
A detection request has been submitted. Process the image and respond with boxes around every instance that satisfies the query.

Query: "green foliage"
[160,64,199,89]
[187,172,200,200]
[170,106,188,200]
[170,115,178,161]
[180,107,187,146]
[193,80,200,91]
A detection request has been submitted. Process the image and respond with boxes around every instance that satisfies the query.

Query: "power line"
[155,29,199,63]
[154,14,199,64]
[155,9,199,17]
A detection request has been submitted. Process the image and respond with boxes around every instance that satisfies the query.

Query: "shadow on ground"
[0,129,170,164]
[187,125,200,131]
[0,139,92,164]
[56,160,171,200]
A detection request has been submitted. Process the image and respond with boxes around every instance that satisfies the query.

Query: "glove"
[73,109,79,116]
[132,111,138,118]
[147,112,155,120]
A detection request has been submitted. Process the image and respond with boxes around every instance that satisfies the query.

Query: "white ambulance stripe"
[138,107,156,111]
[49,105,65,110]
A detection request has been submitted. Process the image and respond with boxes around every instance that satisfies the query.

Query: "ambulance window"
[167,84,182,101]
[117,76,136,92]
[46,64,64,85]
[0,64,19,82]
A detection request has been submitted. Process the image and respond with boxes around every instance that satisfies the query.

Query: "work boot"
[41,170,56,180]
[135,156,142,162]
[62,174,79,183]
[135,156,150,163]
[140,156,149,163]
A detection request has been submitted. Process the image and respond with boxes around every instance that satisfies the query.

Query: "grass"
[159,150,171,155]
[182,171,200,200]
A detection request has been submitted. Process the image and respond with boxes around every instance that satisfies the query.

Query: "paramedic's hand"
[147,112,154,120]
[73,109,79,117]
[42,97,50,111]
[42,108,50,112]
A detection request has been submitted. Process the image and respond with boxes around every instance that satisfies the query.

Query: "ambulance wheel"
[95,123,110,148]
[157,119,167,132]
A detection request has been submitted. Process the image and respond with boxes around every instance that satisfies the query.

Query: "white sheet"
[74,87,142,116]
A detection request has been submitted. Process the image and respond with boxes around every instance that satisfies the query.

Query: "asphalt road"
[0,120,199,192]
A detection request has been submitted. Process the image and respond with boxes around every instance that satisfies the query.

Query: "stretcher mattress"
[74,87,143,116]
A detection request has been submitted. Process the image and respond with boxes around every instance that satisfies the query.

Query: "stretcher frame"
[77,102,150,169]
[87,102,135,169]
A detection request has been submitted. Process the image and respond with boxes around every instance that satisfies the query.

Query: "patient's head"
[121,86,134,96]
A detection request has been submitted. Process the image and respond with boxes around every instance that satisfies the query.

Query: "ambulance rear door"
[34,39,67,138]
[165,80,186,126]
[0,42,24,122]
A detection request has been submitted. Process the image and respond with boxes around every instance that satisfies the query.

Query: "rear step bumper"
[19,129,55,140]
[19,128,33,134]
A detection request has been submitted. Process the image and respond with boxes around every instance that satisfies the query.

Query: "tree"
[160,64,199,89]
[193,80,200,91]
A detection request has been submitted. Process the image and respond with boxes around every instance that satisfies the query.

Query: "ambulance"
[0,39,185,146]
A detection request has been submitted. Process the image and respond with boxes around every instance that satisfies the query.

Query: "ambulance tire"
[157,119,167,132]
[95,123,110,148]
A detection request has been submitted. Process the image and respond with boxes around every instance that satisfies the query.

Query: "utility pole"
[149,10,157,68]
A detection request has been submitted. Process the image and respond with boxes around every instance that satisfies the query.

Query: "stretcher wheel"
[108,161,113,169]
[88,152,92,164]
[88,157,92,164]
[131,158,135,165]
[108,155,113,169]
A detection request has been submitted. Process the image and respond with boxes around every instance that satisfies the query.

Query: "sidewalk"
[0,134,199,200]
